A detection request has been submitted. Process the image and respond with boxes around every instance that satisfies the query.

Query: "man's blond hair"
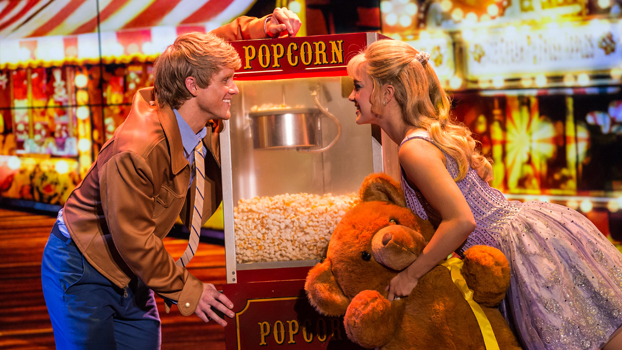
[154,32,241,109]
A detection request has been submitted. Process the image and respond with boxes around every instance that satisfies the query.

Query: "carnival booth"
[220,32,394,349]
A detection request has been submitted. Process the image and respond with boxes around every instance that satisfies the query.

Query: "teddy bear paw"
[344,290,397,349]
[462,245,511,307]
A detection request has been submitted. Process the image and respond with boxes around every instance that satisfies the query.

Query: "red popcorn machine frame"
[220,32,395,349]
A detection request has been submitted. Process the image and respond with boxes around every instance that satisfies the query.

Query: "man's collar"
[137,88,186,175]
[173,108,207,157]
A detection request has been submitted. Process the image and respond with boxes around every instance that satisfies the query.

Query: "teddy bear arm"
[344,290,401,349]
[462,245,511,307]
[305,261,350,316]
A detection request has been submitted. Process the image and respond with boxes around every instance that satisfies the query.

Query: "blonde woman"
[347,39,622,350]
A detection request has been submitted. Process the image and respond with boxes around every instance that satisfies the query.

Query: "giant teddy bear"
[305,174,521,349]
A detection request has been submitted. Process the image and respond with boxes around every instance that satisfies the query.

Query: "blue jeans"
[41,223,161,349]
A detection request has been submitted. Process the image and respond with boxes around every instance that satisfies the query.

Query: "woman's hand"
[386,270,419,301]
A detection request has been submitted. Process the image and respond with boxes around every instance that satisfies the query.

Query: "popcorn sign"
[231,33,388,80]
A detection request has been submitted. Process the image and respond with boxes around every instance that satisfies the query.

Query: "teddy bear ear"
[305,259,350,317]
[359,173,406,207]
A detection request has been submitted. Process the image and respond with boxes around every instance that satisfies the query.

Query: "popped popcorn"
[234,192,359,263]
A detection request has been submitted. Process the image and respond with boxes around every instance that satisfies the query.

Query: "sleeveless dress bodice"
[399,131,622,350]
[400,135,521,256]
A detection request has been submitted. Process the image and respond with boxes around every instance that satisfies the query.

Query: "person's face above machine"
[196,67,239,121]
[348,63,377,125]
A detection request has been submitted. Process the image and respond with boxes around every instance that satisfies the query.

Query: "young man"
[41,8,300,349]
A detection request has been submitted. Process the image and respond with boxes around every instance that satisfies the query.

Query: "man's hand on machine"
[195,283,234,327]
[265,7,301,38]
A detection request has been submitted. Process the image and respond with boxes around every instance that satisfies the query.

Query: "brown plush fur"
[305,174,522,350]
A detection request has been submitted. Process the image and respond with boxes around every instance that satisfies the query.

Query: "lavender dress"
[400,132,622,350]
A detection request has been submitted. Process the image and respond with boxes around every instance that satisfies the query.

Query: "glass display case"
[222,32,396,283]
[220,33,391,350]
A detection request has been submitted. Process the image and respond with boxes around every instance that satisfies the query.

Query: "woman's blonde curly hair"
[347,39,492,183]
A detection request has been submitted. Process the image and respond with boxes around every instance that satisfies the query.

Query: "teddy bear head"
[305,173,435,317]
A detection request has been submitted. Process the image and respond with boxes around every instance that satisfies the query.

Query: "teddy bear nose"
[382,232,392,246]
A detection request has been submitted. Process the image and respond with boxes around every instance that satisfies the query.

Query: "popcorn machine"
[220,33,395,349]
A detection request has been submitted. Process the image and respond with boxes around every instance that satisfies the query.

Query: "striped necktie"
[176,141,205,268]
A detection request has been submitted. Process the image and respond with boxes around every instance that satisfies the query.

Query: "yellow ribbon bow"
[441,257,500,350]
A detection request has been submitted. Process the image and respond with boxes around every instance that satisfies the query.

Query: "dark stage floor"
[0,207,227,349]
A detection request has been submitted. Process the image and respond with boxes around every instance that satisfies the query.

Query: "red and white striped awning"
[0,0,256,68]
[0,0,254,39]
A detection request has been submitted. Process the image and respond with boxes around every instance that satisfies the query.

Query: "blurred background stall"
[0,0,621,349]
[377,0,622,244]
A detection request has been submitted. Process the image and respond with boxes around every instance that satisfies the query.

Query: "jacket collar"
[136,88,188,175]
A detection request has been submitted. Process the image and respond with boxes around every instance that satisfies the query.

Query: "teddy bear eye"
[389,218,399,225]
[361,251,371,261]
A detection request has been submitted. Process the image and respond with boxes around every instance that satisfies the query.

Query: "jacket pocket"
[154,185,184,218]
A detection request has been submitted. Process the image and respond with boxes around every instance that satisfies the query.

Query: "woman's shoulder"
[399,129,432,147]
[399,136,446,172]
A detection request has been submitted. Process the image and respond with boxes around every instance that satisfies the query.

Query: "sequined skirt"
[493,201,622,350]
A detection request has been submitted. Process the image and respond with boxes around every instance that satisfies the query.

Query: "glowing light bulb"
[440,0,452,12]
[77,106,90,120]
[535,74,547,87]
[55,160,69,175]
[520,77,533,87]
[78,138,92,153]
[487,4,499,17]
[577,73,590,86]
[451,8,464,21]
[598,0,611,9]
[449,76,463,90]
[288,0,302,13]
[399,15,413,27]
[580,199,593,213]
[385,13,398,26]
[465,12,478,22]
[405,3,418,15]
[75,74,88,88]
[7,156,21,170]
[611,67,622,80]
[608,199,620,212]
[380,1,393,12]
[566,200,579,210]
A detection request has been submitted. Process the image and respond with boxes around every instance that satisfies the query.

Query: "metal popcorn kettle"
[249,86,341,153]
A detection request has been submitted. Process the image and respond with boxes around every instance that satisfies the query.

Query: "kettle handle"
[298,89,342,153]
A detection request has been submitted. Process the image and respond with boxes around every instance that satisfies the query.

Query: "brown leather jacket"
[63,16,268,316]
